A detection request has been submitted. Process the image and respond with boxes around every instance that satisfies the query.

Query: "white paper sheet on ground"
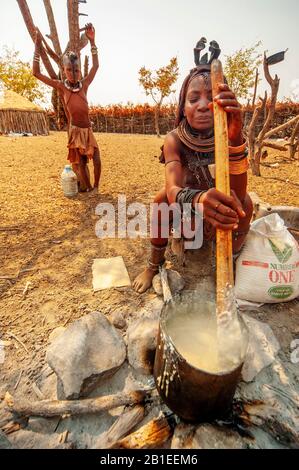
[92,256,131,292]
[241,314,280,382]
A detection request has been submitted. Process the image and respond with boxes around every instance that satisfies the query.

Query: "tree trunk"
[51,89,68,130]
[43,0,62,58]
[154,105,161,138]
[17,0,69,128]
[252,148,262,176]
[16,0,57,79]
[17,0,85,129]
[67,0,80,61]
[252,54,280,176]
[248,93,267,173]
[84,55,89,78]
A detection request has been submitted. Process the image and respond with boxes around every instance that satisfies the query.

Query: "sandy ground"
[0,132,298,444]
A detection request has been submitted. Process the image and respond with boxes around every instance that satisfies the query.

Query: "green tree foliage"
[224,42,262,101]
[0,47,47,104]
[139,57,179,136]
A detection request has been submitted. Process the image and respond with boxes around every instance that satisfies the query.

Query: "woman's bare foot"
[133,267,157,294]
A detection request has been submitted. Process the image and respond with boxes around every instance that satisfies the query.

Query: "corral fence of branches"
[88,114,176,135]
[47,102,298,137]
[244,102,299,138]
[48,104,177,135]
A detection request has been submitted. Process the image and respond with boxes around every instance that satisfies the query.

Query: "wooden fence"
[47,103,298,137]
[244,103,299,138]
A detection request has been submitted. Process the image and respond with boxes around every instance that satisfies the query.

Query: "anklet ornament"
[151,244,168,252]
[148,259,165,272]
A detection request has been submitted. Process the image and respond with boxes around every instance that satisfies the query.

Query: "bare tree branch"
[256,54,280,145]
[252,68,259,107]
[262,141,287,151]
[41,34,61,67]
[67,0,80,58]
[248,93,267,172]
[43,0,62,58]
[264,115,299,140]
[248,53,280,175]
[16,0,57,79]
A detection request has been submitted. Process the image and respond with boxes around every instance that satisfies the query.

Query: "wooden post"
[84,55,89,78]
[67,0,80,61]
[43,0,63,58]
[252,68,259,107]
[211,59,233,314]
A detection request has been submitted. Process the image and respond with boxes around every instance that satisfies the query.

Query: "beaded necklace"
[177,118,214,152]
[177,119,215,189]
[64,80,83,93]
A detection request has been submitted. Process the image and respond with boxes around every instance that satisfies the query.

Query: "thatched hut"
[0,88,49,136]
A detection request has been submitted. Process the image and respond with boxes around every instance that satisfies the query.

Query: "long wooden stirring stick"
[211,60,234,314]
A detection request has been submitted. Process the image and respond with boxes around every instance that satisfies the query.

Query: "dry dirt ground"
[0,132,298,445]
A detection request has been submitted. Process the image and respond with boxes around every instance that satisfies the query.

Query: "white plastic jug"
[61,165,78,198]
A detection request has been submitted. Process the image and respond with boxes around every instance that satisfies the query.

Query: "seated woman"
[133,39,253,294]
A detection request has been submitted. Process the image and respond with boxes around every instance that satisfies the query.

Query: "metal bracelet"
[229,149,249,159]
[176,187,202,210]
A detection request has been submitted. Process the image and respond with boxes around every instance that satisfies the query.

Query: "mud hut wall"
[0,109,49,136]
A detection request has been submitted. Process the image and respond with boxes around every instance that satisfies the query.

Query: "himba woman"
[133,38,253,293]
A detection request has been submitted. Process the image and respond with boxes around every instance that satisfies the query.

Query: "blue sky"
[1,0,299,106]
